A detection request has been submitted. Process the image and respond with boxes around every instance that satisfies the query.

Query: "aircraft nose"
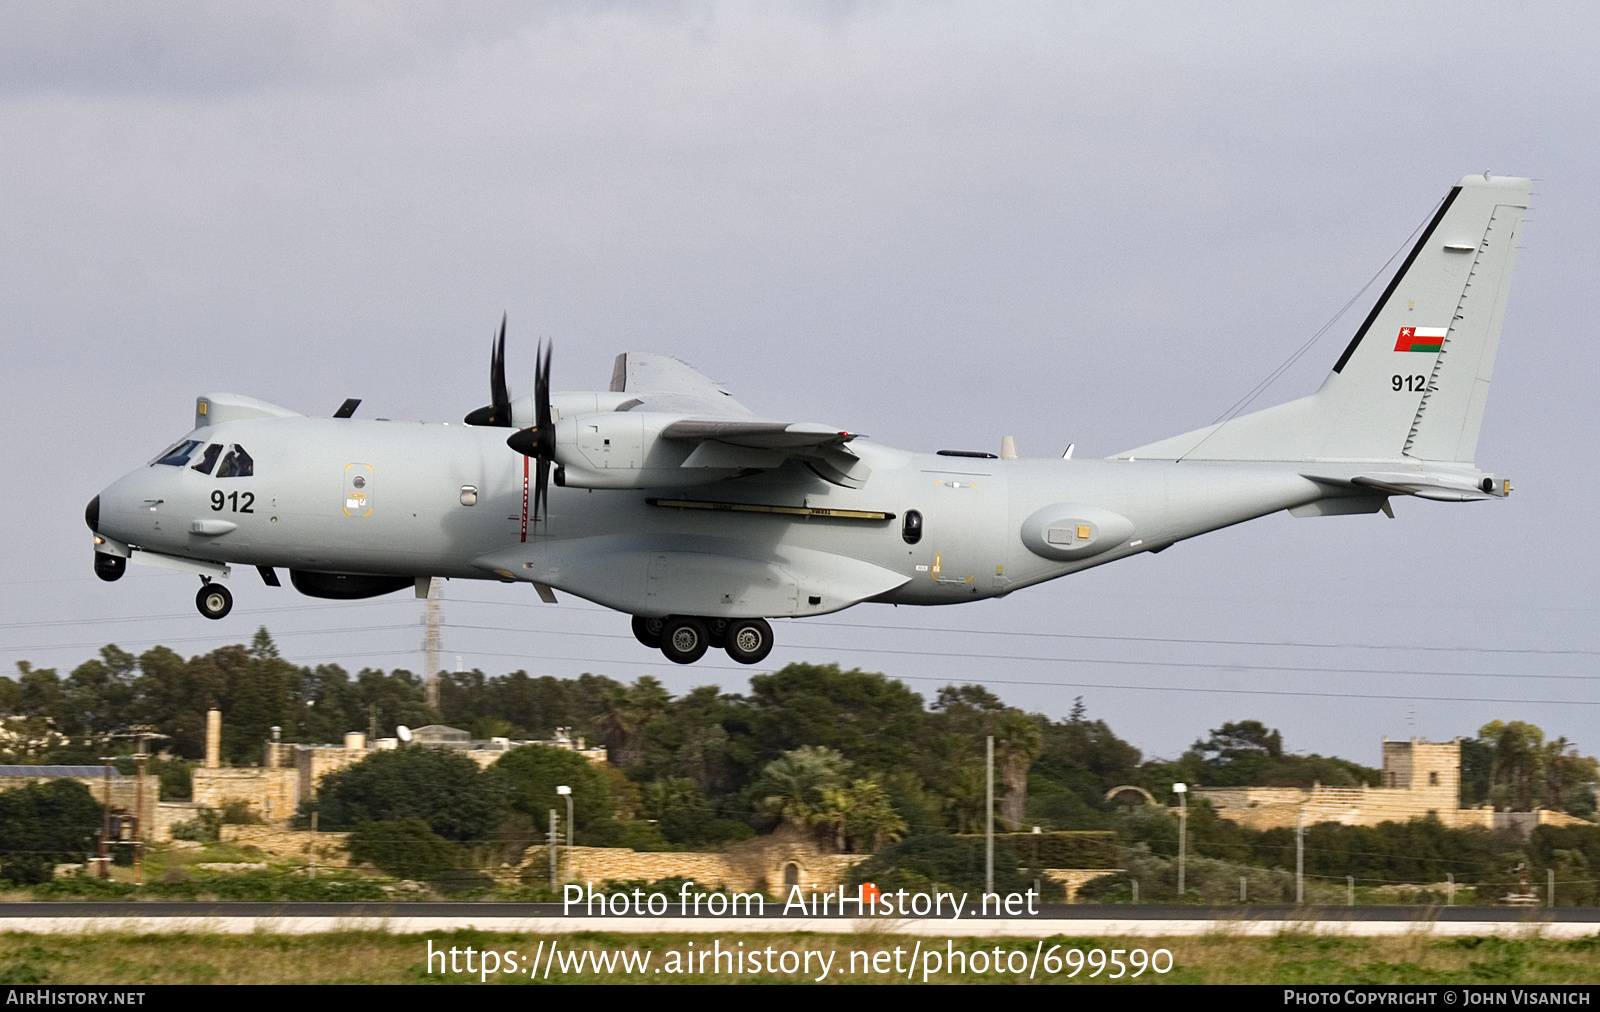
[85,494,100,533]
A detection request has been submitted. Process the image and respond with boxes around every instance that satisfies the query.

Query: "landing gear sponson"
[631,615,773,665]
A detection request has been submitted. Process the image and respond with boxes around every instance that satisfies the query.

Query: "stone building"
[0,764,150,829]
[1195,736,1594,835]
[408,724,608,769]
[538,827,865,894]
[171,711,607,840]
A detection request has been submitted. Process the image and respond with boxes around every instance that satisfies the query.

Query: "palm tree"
[843,779,907,853]
[755,746,851,831]
[596,676,671,768]
[998,711,1043,830]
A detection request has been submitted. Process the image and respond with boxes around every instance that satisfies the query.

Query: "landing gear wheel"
[631,616,664,648]
[660,616,709,665]
[196,582,233,620]
[705,618,730,649]
[724,618,773,665]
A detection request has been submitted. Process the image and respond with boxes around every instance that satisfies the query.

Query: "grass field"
[2,930,1598,985]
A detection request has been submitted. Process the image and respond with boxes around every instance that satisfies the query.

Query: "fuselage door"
[924,470,1008,596]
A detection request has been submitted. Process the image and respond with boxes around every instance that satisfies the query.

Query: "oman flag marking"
[1394,326,1447,353]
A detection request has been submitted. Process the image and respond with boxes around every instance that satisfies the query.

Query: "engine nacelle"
[552,412,762,489]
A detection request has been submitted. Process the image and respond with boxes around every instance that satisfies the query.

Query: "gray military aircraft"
[84,173,1529,665]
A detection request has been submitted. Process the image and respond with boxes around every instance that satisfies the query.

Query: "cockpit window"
[216,444,254,478]
[190,443,223,475]
[152,439,201,467]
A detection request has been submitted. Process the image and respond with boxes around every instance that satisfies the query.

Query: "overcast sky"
[4,2,1598,766]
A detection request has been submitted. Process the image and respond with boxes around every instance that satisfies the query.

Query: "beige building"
[1196,737,1593,835]
[174,712,608,841]
[0,764,154,834]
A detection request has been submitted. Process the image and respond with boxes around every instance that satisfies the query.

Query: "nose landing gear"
[635,615,774,665]
[196,580,233,620]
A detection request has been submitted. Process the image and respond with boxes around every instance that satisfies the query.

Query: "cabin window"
[152,439,201,467]
[460,485,478,506]
[216,445,254,478]
[190,443,223,475]
[901,510,923,545]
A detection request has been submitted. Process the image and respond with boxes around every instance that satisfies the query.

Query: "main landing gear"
[632,615,773,666]
[196,579,233,620]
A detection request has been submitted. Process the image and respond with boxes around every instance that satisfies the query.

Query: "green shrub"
[317,748,506,844]
[0,780,102,885]
[170,809,222,843]
[219,800,262,825]
[346,818,462,882]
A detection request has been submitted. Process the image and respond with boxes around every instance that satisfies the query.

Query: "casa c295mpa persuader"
[84,174,1528,666]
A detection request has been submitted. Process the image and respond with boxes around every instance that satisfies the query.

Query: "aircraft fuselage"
[92,414,1329,617]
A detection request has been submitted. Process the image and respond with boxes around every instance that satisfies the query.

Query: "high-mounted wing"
[500,350,871,489]
[615,353,866,486]
[608,351,758,417]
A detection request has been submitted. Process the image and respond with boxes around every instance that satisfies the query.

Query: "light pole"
[1173,783,1188,899]
[1295,807,1305,905]
[985,736,995,898]
[556,785,573,883]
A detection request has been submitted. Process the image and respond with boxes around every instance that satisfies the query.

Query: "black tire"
[724,618,773,665]
[631,615,664,649]
[196,582,233,620]
[660,616,709,664]
[705,617,730,649]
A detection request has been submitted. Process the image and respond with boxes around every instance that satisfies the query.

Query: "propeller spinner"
[506,340,555,523]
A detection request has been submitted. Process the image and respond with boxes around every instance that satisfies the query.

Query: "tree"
[745,665,927,772]
[1480,720,1545,812]
[1192,720,1283,773]
[494,744,615,843]
[819,779,907,853]
[754,746,852,832]
[1473,722,1600,815]
[346,818,461,882]
[0,780,103,884]
[314,747,505,843]
[641,777,715,846]
[997,711,1043,830]
[596,677,672,769]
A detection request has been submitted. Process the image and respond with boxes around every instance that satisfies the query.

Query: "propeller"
[463,314,512,426]
[506,340,555,523]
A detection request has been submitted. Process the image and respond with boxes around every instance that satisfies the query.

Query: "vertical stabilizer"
[1120,175,1530,463]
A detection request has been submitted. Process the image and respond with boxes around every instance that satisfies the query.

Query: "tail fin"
[1120,174,1530,463]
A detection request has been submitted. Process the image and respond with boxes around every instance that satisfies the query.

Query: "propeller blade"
[491,314,510,418]
[464,314,512,426]
[534,455,550,525]
[506,338,557,524]
[535,339,552,435]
